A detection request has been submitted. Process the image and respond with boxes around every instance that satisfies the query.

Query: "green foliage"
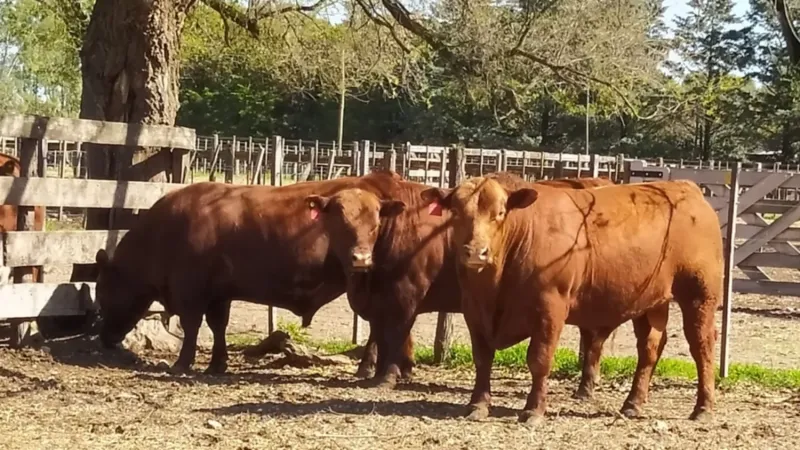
[3,0,800,160]
[279,336,800,390]
[0,0,87,116]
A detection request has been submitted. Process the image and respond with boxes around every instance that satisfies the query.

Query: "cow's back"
[508,179,721,327]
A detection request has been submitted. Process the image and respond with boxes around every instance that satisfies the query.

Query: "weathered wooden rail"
[1,115,796,378]
[627,160,800,376]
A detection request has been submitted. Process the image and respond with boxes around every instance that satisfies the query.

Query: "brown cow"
[0,153,46,282]
[304,171,622,398]
[419,177,722,423]
[94,175,409,374]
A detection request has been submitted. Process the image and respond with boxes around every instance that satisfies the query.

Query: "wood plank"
[4,230,127,267]
[720,161,739,378]
[735,224,800,242]
[671,168,800,189]
[734,201,800,265]
[732,279,800,297]
[0,176,186,209]
[718,172,792,228]
[739,252,800,269]
[0,282,93,319]
[0,114,196,150]
[0,282,165,319]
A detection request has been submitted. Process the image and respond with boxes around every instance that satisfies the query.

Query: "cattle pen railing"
[628,160,800,376]
[0,114,794,378]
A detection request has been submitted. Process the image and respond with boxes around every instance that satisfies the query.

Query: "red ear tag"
[427,201,442,216]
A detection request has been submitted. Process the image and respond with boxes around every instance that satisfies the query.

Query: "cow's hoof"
[354,364,375,379]
[620,403,643,419]
[204,362,228,375]
[572,388,593,401]
[689,408,713,422]
[400,368,413,380]
[518,410,544,427]
[167,363,192,375]
[374,379,397,391]
[465,405,489,421]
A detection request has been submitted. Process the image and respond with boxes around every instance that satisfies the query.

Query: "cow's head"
[420,177,538,271]
[305,188,405,273]
[95,249,155,348]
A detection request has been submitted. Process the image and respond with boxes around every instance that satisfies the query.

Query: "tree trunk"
[80,0,196,225]
[70,0,196,284]
[539,99,552,146]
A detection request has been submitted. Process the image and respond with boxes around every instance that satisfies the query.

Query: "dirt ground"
[1,337,799,450]
[2,251,800,448]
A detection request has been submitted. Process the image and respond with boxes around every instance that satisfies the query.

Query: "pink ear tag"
[427,201,442,216]
[309,202,320,221]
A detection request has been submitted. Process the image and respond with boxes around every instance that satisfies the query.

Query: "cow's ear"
[506,188,538,211]
[379,200,406,217]
[420,188,452,216]
[0,160,17,176]
[95,249,110,268]
[305,195,330,220]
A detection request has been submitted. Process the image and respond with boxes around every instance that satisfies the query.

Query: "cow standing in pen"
[93,174,413,374]
[304,171,627,400]
[419,177,722,423]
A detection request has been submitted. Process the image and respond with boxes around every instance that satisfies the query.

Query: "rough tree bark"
[74,0,196,251]
[62,0,199,340]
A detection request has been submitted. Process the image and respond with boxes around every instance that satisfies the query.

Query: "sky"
[663,0,751,30]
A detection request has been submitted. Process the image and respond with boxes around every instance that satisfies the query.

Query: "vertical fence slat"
[720,162,740,378]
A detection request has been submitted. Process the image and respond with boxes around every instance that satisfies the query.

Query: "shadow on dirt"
[132,369,474,395]
[19,334,169,374]
[0,366,61,398]
[195,398,520,420]
[731,307,800,320]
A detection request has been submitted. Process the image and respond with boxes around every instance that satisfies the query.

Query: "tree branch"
[202,0,327,38]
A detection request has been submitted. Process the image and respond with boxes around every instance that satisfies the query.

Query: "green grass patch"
[227,329,800,390]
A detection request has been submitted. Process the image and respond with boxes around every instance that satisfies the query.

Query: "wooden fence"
[627,160,800,376]
[2,116,799,377]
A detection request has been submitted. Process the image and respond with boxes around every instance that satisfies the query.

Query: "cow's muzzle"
[350,250,373,272]
[461,244,491,270]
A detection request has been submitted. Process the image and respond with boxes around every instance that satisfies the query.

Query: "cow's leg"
[372,320,414,390]
[399,332,415,380]
[355,327,378,379]
[573,326,614,400]
[620,303,669,418]
[520,301,567,426]
[204,298,232,375]
[677,290,717,421]
[465,330,495,421]
[170,311,203,374]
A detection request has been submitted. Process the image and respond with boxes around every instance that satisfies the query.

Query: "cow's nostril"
[479,247,489,257]
[352,253,360,261]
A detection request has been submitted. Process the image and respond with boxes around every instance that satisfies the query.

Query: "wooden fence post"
[361,140,371,176]
[267,136,284,333]
[433,145,464,364]
[383,145,398,172]
[590,154,599,178]
[226,136,237,183]
[10,136,46,347]
[555,153,565,178]
[209,134,221,182]
[720,162,740,378]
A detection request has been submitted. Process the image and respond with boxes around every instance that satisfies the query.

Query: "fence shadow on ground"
[33,334,169,374]
[132,368,474,395]
[195,398,518,420]
[731,306,800,320]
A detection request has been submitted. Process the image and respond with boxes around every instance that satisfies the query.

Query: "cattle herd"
[91,169,723,425]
